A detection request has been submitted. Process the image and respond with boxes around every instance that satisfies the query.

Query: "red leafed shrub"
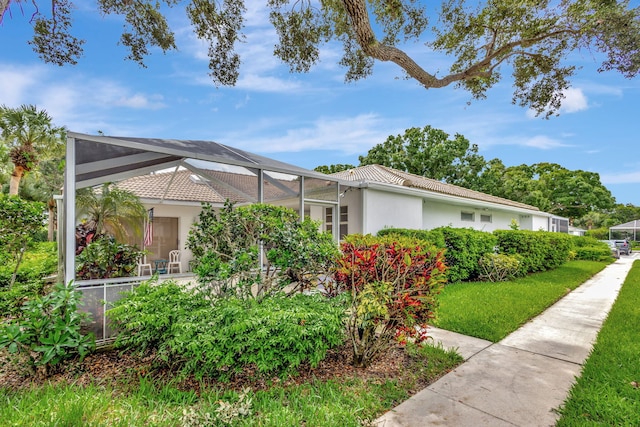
[333,234,447,367]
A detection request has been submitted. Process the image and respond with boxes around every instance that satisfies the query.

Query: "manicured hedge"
[378,227,496,283]
[493,229,573,274]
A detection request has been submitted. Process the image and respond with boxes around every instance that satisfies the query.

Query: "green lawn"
[0,259,621,426]
[433,260,610,342]
[556,260,640,426]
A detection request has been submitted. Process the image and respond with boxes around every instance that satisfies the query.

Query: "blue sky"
[2,0,640,205]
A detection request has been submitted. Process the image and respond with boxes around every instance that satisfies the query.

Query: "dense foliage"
[0,242,57,317]
[0,282,95,376]
[187,202,339,299]
[0,194,47,287]
[378,226,496,283]
[571,236,614,261]
[107,281,345,379]
[333,234,446,367]
[358,126,486,189]
[75,236,143,280]
[494,230,573,274]
[6,1,639,116]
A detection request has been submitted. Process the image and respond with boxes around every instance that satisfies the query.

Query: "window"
[480,214,492,223]
[326,206,348,239]
[461,211,475,222]
[339,206,348,238]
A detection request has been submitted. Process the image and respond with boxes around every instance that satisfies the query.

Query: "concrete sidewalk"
[375,255,636,427]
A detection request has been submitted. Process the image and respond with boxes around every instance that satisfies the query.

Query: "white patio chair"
[137,255,153,276]
[168,250,182,274]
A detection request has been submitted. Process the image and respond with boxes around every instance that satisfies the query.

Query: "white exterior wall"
[532,215,550,231]
[422,200,530,232]
[362,188,422,235]
[342,189,363,235]
[143,203,202,272]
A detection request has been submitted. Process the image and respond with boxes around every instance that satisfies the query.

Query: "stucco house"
[329,165,562,237]
[113,164,566,271]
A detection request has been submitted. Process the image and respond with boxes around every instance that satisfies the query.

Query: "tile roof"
[116,169,301,204]
[332,164,540,211]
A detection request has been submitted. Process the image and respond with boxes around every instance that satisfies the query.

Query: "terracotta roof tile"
[332,164,539,211]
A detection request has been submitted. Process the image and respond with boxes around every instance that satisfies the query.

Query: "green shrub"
[75,236,142,279]
[478,253,522,282]
[333,234,446,367]
[494,230,573,274]
[107,281,345,379]
[0,282,95,376]
[570,236,613,261]
[378,227,497,282]
[0,195,47,287]
[0,242,58,317]
[187,202,339,299]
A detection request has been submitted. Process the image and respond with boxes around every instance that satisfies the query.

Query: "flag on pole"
[144,208,154,247]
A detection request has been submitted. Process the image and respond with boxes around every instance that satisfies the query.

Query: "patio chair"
[137,255,153,276]
[168,250,182,274]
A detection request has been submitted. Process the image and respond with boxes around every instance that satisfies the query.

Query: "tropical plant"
[187,202,339,299]
[75,236,143,279]
[75,183,147,242]
[0,281,95,376]
[333,234,447,367]
[5,1,639,116]
[0,104,65,196]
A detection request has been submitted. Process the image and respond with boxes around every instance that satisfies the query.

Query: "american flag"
[144,208,153,247]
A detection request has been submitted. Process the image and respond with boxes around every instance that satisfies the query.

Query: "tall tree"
[478,162,615,220]
[75,183,148,242]
[0,105,65,196]
[358,125,487,187]
[3,0,639,115]
[314,164,356,174]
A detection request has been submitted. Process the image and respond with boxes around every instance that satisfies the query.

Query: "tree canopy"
[316,125,615,221]
[474,162,616,219]
[358,125,486,188]
[3,0,639,115]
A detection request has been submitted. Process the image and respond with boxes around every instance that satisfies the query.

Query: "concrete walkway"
[375,254,636,427]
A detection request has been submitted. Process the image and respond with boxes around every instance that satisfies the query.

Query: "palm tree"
[75,183,148,243]
[0,104,65,196]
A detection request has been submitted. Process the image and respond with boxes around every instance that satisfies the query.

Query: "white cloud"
[114,93,166,110]
[526,87,589,118]
[560,87,588,113]
[600,171,640,185]
[223,113,401,155]
[0,64,44,106]
[522,135,570,149]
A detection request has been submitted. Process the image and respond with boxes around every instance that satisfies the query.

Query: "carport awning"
[609,219,640,240]
[70,132,337,189]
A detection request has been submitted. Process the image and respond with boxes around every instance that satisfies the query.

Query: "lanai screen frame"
[609,219,640,241]
[63,132,347,285]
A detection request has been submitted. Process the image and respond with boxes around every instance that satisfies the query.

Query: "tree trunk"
[9,165,24,196]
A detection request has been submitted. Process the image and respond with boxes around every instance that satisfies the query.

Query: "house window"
[480,214,492,223]
[461,211,475,222]
[339,206,348,238]
[326,206,348,239]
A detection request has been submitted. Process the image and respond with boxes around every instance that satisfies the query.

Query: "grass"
[0,259,617,426]
[0,344,463,426]
[556,260,640,426]
[433,260,610,342]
